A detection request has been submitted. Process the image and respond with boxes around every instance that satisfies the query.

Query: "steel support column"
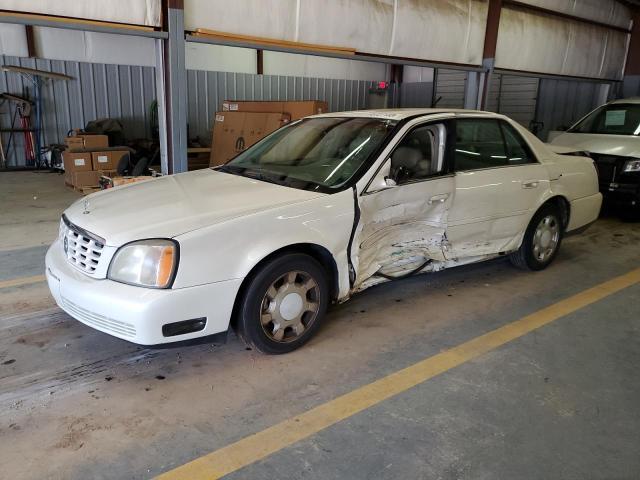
[623,8,640,98]
[163,1,188,174]
[480,0,502,109]
[154,39,169,174]
[464,71,480,109]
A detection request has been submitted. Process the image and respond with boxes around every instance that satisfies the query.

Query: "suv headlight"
[623,159,640,172]
[108,239,178,288]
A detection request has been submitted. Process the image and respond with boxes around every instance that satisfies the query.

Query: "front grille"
[591,154,624,185]
[61,216,105,275]
[61,296,137,338]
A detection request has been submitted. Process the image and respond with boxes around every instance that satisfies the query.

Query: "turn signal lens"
[157,247,175,288]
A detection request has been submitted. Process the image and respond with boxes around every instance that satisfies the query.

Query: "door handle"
[522,180,539,189]
[429,193,449,204]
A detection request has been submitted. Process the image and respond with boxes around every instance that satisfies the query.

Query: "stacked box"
[64,134,108,151]
[210,100,328,167]
[63,134,130,191]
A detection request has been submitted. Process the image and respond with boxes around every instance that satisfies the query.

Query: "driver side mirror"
[366,158,396,193]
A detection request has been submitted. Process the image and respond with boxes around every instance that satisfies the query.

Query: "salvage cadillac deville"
[46,109,602,354]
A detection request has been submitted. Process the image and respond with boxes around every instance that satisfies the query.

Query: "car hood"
[550,132,640,158]
[64,169,325,246]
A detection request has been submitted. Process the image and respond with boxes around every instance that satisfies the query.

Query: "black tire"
[236,253,329,354]
[510,203,563,271]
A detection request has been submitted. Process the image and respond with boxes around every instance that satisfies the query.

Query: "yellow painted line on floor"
[0,274,46,290]
[157,267,640,480]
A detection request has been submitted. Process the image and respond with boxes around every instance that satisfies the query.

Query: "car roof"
[309,108,505,121]
[608,97,640,105]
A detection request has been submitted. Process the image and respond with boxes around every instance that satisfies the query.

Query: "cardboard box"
[91,149,129,170]
[63,151,93,172]
[71,171,100,188]
[209,111,290,166]
[110,150,129,170]
[222,100,328,120]
[82,134,109,149]
[64,134,109,151]
[64,137,84,151]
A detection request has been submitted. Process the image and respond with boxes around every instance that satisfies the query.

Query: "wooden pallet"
[65,181,101,195]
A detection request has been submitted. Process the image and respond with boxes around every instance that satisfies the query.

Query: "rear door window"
[454,119,507,171]
[500,121,536,165]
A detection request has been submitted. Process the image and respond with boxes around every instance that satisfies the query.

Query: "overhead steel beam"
[493,67,620,84]
[185,34,484,72]
[0,12,168,39]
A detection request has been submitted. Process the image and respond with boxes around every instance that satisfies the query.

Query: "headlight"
[108,239,178,288]
[59,217,66,240]
[623,159,640,172]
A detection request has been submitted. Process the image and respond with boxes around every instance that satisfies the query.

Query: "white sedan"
[46,109,602,354]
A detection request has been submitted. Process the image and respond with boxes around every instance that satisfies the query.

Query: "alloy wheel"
[260,271,321,343]
[532,214,560,263]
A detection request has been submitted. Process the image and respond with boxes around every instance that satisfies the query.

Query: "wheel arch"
[229,243,339,331]
[543,195,571,231]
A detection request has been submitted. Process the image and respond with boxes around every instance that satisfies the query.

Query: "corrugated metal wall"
[485,74,539,128]
[185,70,377,145]
[534,78,607,141]
[397,81,434,108]
[0,52,617,167]
[0,55,156,167]
[434,69,466,108]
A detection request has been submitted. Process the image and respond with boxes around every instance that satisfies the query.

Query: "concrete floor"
[1,172,639,479]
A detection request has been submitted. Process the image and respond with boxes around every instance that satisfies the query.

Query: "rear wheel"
[236,253,329,354]
[510,203,563,271]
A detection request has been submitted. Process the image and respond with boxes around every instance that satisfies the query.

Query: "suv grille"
[61,215,105,275]
[591,154,624,186]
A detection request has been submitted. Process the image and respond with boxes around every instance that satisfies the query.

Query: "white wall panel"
[403,66,435,83]
[184,0,298,40]
[33,27,156,67]
[495,7,628,80]
[297,0,394,54]
[514,0,631,29]
[0,0,161,27]
[0,24,28,57]
[184,0,488,66]
[263,51,388,81]
[185,43,257,74]
[392,0,487,65]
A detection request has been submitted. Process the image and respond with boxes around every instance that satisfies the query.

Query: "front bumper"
[601,182,640,208]
[45,238,243,345]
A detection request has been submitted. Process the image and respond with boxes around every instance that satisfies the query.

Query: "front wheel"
[236,253,329,354]
[510,204,563,271]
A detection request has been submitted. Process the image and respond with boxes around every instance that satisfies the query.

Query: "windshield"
[569,103,640,136]
[218,117,398,192]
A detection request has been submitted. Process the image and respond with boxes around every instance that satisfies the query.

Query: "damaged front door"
[353,121,454,290]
